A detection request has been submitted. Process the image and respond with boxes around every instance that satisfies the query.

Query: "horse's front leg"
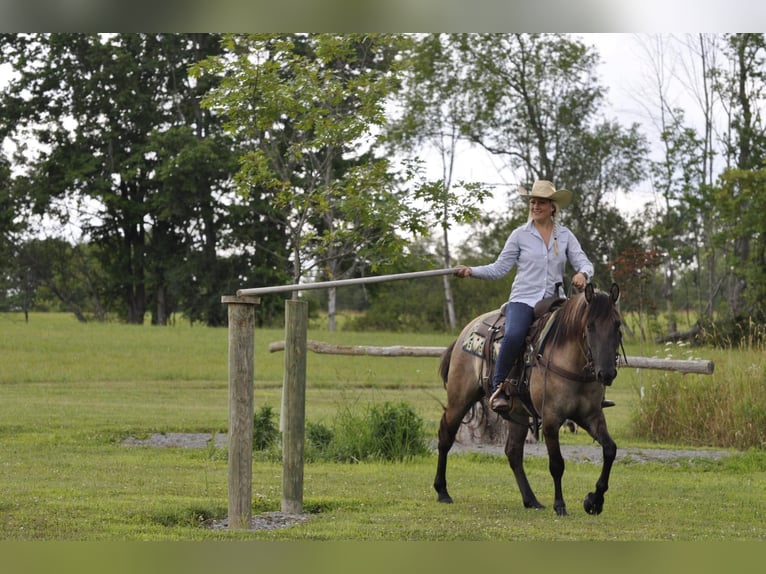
[581,415,617,515]
[542,421,567,516]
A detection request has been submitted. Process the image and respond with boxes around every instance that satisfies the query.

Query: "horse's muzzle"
[597,368,617,386]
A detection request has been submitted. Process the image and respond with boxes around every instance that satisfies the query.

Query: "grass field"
[1,312,765,541]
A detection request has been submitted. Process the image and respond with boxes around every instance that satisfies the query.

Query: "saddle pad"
[461,315,503,360]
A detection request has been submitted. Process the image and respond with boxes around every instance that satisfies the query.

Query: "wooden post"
[282,299,307,514]
[221,295,260,529]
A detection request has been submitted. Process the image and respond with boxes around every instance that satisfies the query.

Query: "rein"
[535,351,596,383]
[533,296,624,385]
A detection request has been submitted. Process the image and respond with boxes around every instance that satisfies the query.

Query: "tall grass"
[631,342,766,449]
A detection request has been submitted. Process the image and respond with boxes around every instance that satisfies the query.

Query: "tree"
[0,33,244,324]
[713,33,766,318]
[195,33,429,330]
[14,238,108,322]
[449,33,648,285]
[386,34,491,331]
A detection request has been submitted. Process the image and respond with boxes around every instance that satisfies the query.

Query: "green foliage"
[0,33,267,325]
[305,420,334,461]
[253,405,279,451]
[697,313,766,349]
[633,350,766,449]
[194,33,424,293]
[323,401,429,462]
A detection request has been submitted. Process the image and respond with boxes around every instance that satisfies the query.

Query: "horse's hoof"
[583,492,604,515]
[524,500,545,510]
[437,494,454,504]
[554,503,568,516]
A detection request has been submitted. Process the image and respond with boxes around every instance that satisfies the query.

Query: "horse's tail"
[438,340,456,387]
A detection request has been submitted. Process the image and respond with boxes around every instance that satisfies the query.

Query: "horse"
[433,283,623,516]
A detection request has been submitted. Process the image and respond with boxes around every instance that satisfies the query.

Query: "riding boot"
[489,361,522,414]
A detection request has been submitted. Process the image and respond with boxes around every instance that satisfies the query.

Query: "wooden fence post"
[282,299,307,514]
[221,295,260,529]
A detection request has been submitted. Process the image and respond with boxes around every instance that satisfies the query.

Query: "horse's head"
[583,283,622,386]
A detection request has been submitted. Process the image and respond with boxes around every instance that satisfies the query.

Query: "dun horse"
[433,283,622,516]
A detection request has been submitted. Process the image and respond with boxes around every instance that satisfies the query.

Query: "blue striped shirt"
[469,220,594,307]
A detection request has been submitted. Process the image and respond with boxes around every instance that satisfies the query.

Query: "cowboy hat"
[518,180,572,209]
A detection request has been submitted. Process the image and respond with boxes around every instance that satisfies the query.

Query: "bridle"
[535,299,625,386]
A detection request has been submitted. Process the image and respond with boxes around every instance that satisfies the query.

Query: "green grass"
[1,312,765,541]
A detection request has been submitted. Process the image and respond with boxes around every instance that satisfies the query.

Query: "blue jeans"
[492,302,535,392]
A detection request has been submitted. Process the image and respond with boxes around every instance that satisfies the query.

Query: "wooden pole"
[269,340,445,357]
[617,355,714,375]
[221,295,260,529]
[282,299,308,514]
[236,267,458,297]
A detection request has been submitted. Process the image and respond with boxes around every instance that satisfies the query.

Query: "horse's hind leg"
[433,401,474,503]
[505,415,544,510]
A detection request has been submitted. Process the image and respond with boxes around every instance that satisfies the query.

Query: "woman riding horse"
[434,283,623,515]
[454,180,593,415]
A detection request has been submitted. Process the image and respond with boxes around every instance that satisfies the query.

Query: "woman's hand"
[572,272,588,290]
[454,265,472,278]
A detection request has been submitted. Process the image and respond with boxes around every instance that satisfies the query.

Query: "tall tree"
[386,33,491,331]
[713,33,766,318]
[0,33,247,324]
[449,33,647,285]
[195,33,429,330]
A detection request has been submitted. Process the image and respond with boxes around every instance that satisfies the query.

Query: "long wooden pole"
[221,295,260,529]
[236,267,458,297]
[282,299,308,514]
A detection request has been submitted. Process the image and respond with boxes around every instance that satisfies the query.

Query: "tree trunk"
[442,227,456,331]
[156,284,167,326]
[327,286,337,332]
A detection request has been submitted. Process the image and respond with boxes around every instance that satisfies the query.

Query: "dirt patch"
[122,432,733,465]
[122,432,227,449]
[444,439,733,465]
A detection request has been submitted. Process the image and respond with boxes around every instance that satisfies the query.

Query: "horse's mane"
[551,289,617,343]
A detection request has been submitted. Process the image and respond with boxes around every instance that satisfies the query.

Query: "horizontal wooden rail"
[268,340,715,375]
[237,268,458,297]
[268,340,445,357]
[616,355,714,375]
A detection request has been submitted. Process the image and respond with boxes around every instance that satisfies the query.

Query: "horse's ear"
[584,283,595,303]
[610,283,620,303]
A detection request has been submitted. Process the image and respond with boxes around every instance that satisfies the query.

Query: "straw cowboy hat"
[518,180,572,209]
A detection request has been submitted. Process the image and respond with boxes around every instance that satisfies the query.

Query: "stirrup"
[489,386,511,413]
[502,377,522,397]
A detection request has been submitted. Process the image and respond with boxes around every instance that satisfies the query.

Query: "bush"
[323,401,429,462]
[305,420,334,461]
[253,405,279,451]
